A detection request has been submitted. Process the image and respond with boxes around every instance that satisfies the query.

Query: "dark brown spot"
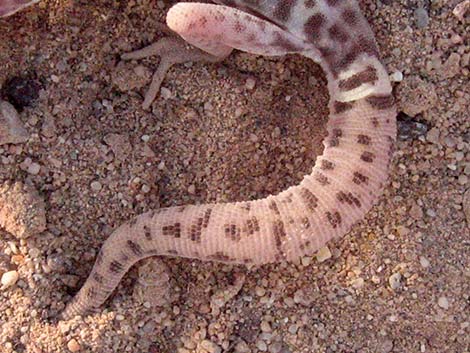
[353,171,369,185]
[109,260,124,273]
[190,220,202,243]
[361,151,375,163]
[127,240,143,256]
[357,134,372,145]
[329,128,343,147]
[282,194,294,203]
[328,23,349,43]
[315,172,330,185]
[143,225,152,240]
[326,0,340,6]
[338,66,378,91]
[269,200,281,215]
[305,0,316,7]
[167,249,179,255]
[299,240,312,251]
[92,272,104,284]
[301,216,310,229]
[299,188,319,211]
[304,13,327,38]
[86,287,96,299]
[333,100,354,114]
[272,220,287,258]
[336,191,362,207]
[203,208,212,228]
[342,8,360,26]
[335,37,379,74]
[245,217,260,235]
[273,0,295,22]
[320,159,335,170]
[162,223,181,238]
[225,223,241,241]
[234,20,246,33]
[371,117,379,127]
[273,220,287,240]
[366,94,395,109]
[326,211,342,228]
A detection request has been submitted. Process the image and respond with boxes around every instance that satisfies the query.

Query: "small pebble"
[390,71,403,82]
[1,270,19,288]
[67,338,80,352]
[269,342,282,353]
[288,324,298,334]
[90,181,102,191]
[316,246,332,262]
[351,277,365,289]
[245,78,256,90]
[389,273,401,290]
[414,7,429,28]
[419,257,430,268]
[256,340,267,352]
[458,175,468,185]
[260,320,272,333]
[200,340,221,353]
[234,341,250,353]
[0,100,30,145]
[438,296,449,310]
[27,162,41,175]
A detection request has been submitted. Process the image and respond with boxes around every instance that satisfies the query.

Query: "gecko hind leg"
[121,34,230,110]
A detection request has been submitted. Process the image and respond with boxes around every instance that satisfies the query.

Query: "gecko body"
[55,0,396,318]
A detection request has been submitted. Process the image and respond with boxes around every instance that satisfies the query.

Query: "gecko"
[2,0,397,318]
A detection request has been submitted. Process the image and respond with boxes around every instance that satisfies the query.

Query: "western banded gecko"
[3,0,398,318]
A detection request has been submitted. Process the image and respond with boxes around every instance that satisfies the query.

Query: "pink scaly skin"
[0,0,39,17]
[61,0,397,319]
[57,0,397,319]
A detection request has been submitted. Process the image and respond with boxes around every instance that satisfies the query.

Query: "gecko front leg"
[121,34,228,110]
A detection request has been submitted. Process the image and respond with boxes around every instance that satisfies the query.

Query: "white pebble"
[90,181,102,191]
[390,71,403,82]
[419,257,430,268]
[389,273,401,290]
[27,162,41,175]
[438,296,449,310]
[1,270,19,288]
[160,87,172,99]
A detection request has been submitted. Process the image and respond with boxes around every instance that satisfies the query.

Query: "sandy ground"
[0,1,469,352]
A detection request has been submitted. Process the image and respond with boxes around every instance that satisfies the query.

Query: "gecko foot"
[121,35,226,110]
